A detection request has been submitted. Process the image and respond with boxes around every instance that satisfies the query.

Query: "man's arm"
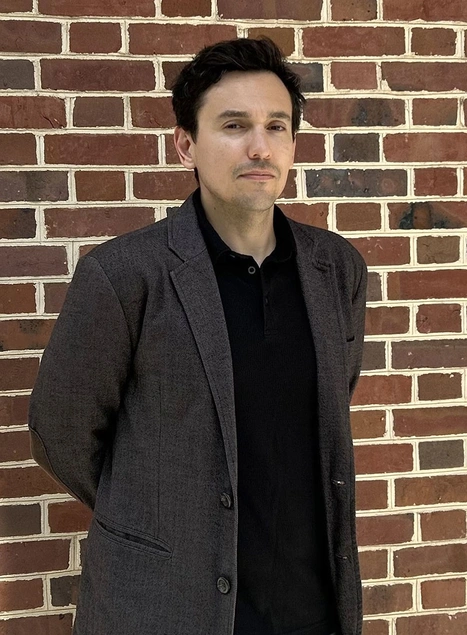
[349,259,368,399]
[28,255,132,510]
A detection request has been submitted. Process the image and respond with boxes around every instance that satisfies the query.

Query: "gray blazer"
[29,193,367,635]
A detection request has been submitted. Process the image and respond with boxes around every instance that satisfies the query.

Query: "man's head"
[172,38,305,215]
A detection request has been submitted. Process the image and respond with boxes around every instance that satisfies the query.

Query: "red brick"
[397,613,467,635]
[282,203,328,230]
[421,578,465,610]
[306,169,406,198]
[416,303,461,333]
[41,59,155,91]
[393,407,467,438]
[134,171,197,200]
[0,283,36,313]
[411,28,457,56]
[420,510,466,541]
[0,171,68,203]
[356,480,388,510]
[165,134,180,164]
[412,99,458,126]
[331,62,377,90]
[75,171,125,201]
[304,98,405,128]
[282,171,297,200]
[0,133,36,165]
[0,465,65,498]
[355,443,413,475]
[217,0,322,20]
[0,614,73,635]
[247,28,295,56]
[348,237,409,266]
[131,97,175,129]
[0,20,61,53]
[395,474,467,507]
[0,245,67,276]
[414,168,457,196]
[48,500,92,533]
[73,98,124,130]
[382,62,467,92]
[350,410,386,440]
[294,133,326,163]
[39,0,154,16]
[0,96,65,129]
[44,282,68,313]
[383,0,467,22]
[385,132,467,162]
[363,583,413,615]
[359,550,388,580]
[394,543,467,577]
[358,514,414,547]
[0,208,36,239]
[129,24,237,55]
[0,578,43,611]
[0,429,31,462]
[69,22,121,53]
[0,0,32,10]
[362,620,389,635]
[0,395,30,428]
[418,372,462,401]
[417,236,459,264]
[0,358,39,391]
[352,375,412,407]
[304,27,404,57]
[388,270,467,300]
[0,318,54,351]
[162,0,211,16]
[45,207,154,238]
[365,306,409,336]
[162,61,188,91]
[0,539,70,575]
[331,0,377,20]
[336,203,381,231]
[45,134,158,166]
[0,59,34,89]
[392,339,467,369]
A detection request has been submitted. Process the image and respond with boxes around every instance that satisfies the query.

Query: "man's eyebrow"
[217,110,291,121]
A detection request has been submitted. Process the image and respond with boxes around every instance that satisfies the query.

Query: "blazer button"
[220,493,232,508]
[217,577,231,594]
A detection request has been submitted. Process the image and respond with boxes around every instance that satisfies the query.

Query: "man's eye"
[225,123,242,129]
[270,124,286,131]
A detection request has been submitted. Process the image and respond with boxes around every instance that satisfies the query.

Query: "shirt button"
[265,297,269,305]
[216,577,231,594]
[220,493,232,508]
[248,266,256,274]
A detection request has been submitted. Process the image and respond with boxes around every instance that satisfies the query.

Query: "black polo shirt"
[193,189,338,635]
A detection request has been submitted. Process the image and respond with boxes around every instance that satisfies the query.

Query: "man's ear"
[173,126,196,169]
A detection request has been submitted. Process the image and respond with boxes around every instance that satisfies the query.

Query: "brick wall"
[0,0,466,633]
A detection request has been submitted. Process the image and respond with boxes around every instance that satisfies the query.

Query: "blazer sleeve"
[349,258,368,399]
[28,254,132,510]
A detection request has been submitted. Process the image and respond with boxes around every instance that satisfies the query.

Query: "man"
[29,38,367,635]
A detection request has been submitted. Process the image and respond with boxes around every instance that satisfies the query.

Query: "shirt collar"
[193,188,296,265]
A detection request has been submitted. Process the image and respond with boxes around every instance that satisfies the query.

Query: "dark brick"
[304,98,405,127]
[44,282,68,313]
[0,208,36,239]
[411,28,457,56]
[0,20,61,53]
[0,578,43,612]
[303,26,404,57]
[129,23,237,55]
[382,62,467,92]
[50,575,80,607]
[418,372,462,400]
[361,341,386,371]
[75,171,125,201]
[73,97,124,127]
[0,59,34,89]
[394,543,467,578]
[294,134,326,163]
[45,207,154,238]
[41,59,155,91]
[45,134,158,166]
[0,358,39,391]
[0,0,33,10]
[392,339,467,369]
[334,133,379,162]
[162,0,211,17]
[69,21,121,54]
[0,133,36,165]
[0,504,41,537]
[419,440,464,470]
[0,284,36,314]
[289,63,323,93]
[0,614,73,635]
[38,0,155,16]
[0,465,64,498]
[0,395,30,427]
[331,0,377,20]
[0,171,68,202]
[0,245,68,277]
[305,169,407,198]
[130,97,175,128]
[0,318,54,351]
[217,0,322,20]
[367,272,382,301]
[394,407,467,438]
[363,583,413,615]
[389,201,467,231]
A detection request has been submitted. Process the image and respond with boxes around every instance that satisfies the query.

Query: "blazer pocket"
[94,517,172,558]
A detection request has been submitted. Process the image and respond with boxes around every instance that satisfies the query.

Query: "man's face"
[175,70,296,215]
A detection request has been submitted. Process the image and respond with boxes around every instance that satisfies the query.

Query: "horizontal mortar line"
[0,532,87,546]
[364,333,467,340]
[353,437,467,446]
[0,607,75,618]
[355,508,467,519]
[351,401,467,411]
[356,467,467,479]
[357,501,467,515]
[0,493,70,504]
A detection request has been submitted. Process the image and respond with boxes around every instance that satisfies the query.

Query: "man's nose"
[247,128,272,160]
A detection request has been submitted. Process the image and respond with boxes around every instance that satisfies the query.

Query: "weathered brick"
[367,273,382,302]
[388,270,467,300]
[0,0,32,10]
[331,0,377,20]
[282,203,328,230]
[0,133,36,165]
[69,22,121,54]
[397,613,467,635]
[361,342,385,372]
[414,168,457,196]
[289,63,324,92]
[0,96,65,129]
[416,303,462,334]
[0,578,43,612]
[0,318,54,351]
[421,578,465,610]
[73,97,124,128]
[385,132,467,162]
[0,171,68,202]
[331,62,377,90]
[336,203,381,231]
[39,0,155,16]
[362,621,389,635]
[0,245,68,276]
[418,372,462,401]
[217,0,322,20]
[419,439,464,470]
[304,98,405,127]
[394,543,467,577]
[393,407,467,437]
[45,134,158,166]
[355,444,413,475]
[350,410,386,440]
[247,28,295,56]
[356,480,388,510]
[352,375,412,407]
[0,283,36,313]
[75,171,125,201]
[0,358,39,391]
[0,208,36,239]
[134,171,197,200]
[306,169,407,198]
[358,514,414,547]
[131,97,175,129]
[383,0,467,22]
[359,550,388,580]
[0,465,64,497]
[412,98,458,126]
[348,237,410,266]
[48,501,92,533]
[284,170,299,200]
[0,504,41,537]
[363,583,413,615]
[365,306,409,336]
[45,207,154,238]
[294,134,326,163]
[50,574,80,607]
[417,236,459,265]
[411,28,457,56]
[420,510,466,541]
[392,339,467,369]
[41,59,155,91]
[382,62,467,91]
[0,20,61,53]
[0,614,73,635]
[0,59,34,89]
[0,539,70,575]
[304,27,404,57]
[395,474,467,507]
[162,0,210,16]
[334,133,379,162]
[0,395,30,427]
[0,429,31,461]
[44,282,68,313]
[129,24,237,55]
[390,201,467,230]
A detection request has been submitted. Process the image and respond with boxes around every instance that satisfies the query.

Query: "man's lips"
[239,171,275,180]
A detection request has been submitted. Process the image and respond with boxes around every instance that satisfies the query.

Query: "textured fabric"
[28,193,367,635]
